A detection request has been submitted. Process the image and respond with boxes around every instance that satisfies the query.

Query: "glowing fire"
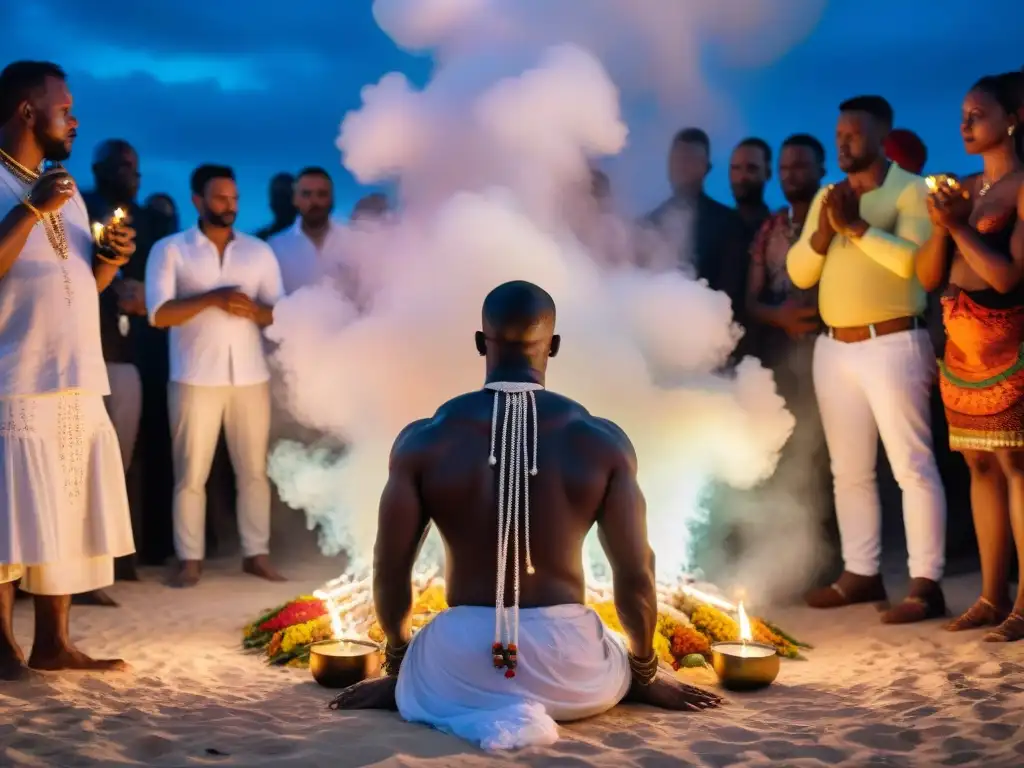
[311,570,737,644]
[737,600,752,643]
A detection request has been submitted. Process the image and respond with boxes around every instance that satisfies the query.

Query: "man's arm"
[93,259,121,293]
[849,178,932,280]
[145,240,214,328]
[0,203,38,280]
[372,421,431,655]
[786,186,829,289]
[253,245,285,328]
[595,423,657,660]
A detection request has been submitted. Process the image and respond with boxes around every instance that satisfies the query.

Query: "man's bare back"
[395,389,624,610]
[329,280,721,716]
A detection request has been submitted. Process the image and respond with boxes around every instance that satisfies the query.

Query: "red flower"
[259,600,327,632]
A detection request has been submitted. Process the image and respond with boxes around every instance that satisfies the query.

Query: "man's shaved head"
[476,281,560,371]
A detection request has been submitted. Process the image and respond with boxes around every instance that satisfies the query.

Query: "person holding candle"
[82,139,171,591]
[916,72,1024,641]
[0,60,137,679]
[327,281,721,750]
[787,95,947,623]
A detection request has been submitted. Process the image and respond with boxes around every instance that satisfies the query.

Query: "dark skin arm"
[372,421,432,656]
[595,430,657,659]
[915,196,951,292]
[946,184,1024,294]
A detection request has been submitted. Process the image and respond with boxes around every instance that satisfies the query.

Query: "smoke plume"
[267,0,827,600]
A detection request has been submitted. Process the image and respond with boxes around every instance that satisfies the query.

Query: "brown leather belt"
[825,315,924,343]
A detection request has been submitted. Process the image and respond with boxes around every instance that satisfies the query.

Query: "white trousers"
[169,382,271,561]
[104,362,142,470]
[813,329,946,581]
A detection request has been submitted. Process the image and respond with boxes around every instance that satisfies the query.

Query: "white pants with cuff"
[169,382,271,562]
[812,329,946,581]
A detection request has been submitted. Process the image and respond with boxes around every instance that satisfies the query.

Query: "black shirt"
[83,193,169,365]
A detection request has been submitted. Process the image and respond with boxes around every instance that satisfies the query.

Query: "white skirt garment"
[0,391,135,566]
[396,604,632,750]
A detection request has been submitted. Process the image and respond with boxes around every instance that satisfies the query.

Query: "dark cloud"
[5,0,1021,229]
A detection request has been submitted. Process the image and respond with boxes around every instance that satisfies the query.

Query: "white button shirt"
[145,226,284,387]
[268,219,346,295]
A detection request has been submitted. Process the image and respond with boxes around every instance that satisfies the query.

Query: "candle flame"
[112,207,126,224]
[91,222,104,241]
[925,175,938,192]
[737,601,753,643]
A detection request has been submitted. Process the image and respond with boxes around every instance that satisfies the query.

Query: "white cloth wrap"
[396,603,631,750]
[0,391,135,593]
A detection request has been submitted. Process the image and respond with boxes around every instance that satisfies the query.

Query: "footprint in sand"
[844,723,922,752]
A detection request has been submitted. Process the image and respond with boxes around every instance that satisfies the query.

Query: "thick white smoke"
[267,0,825,591]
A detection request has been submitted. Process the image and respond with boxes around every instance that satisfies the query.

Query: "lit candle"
[712,641,776,659]
[91,222,105,243]
[112,207,126,225]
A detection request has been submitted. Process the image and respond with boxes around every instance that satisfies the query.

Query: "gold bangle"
[21,198,43,220]
[94,251,129,267]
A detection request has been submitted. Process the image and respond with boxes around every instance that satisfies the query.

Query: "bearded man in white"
[0,61,136,680]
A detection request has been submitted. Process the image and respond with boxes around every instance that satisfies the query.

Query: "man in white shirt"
[0,61,136,679]
[146,164,286,588]
[268,166,346,295]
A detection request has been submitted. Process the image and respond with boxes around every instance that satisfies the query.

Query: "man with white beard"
[327,281,720,750]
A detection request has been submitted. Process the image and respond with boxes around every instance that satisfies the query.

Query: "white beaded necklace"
[485,380,541,679]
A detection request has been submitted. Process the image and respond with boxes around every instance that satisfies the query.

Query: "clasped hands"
[208,285,259,320]
[821,181,868,239]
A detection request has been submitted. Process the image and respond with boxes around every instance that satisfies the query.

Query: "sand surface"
[2,560,1023,767]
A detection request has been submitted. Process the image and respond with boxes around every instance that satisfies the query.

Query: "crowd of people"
[0,51,1022,702]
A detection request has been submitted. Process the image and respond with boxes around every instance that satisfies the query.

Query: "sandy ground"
[2,560,1023,768]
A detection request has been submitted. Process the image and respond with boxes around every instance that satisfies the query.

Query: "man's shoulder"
[888,164,928,200]
[266,227,295,253]
[151,230,187,257]
[235,232,280,267]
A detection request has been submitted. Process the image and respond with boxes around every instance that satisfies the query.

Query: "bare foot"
[167,560,202,588]
[243,555,286,582]
[72,589,120,607]
[623,668,723,711]
[0,643,35,681]
[27,646,129,673]
[327,676,398,711]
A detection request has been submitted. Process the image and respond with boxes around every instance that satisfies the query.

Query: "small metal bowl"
[309,639,382,689]
[710,642,780,691]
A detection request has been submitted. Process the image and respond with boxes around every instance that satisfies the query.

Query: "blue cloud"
[5,0,1021,230]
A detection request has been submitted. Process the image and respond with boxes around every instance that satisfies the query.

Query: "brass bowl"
[710,642,780,691]
[309,639,382,689]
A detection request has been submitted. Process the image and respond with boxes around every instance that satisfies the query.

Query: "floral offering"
[242,583,810,668]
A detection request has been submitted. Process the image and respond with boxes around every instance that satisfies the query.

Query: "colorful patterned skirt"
[939,289,1024,452]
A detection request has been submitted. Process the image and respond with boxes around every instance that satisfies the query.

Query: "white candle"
[713,642,776,659]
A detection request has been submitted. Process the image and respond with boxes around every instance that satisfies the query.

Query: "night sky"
[6,1,1021,232]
